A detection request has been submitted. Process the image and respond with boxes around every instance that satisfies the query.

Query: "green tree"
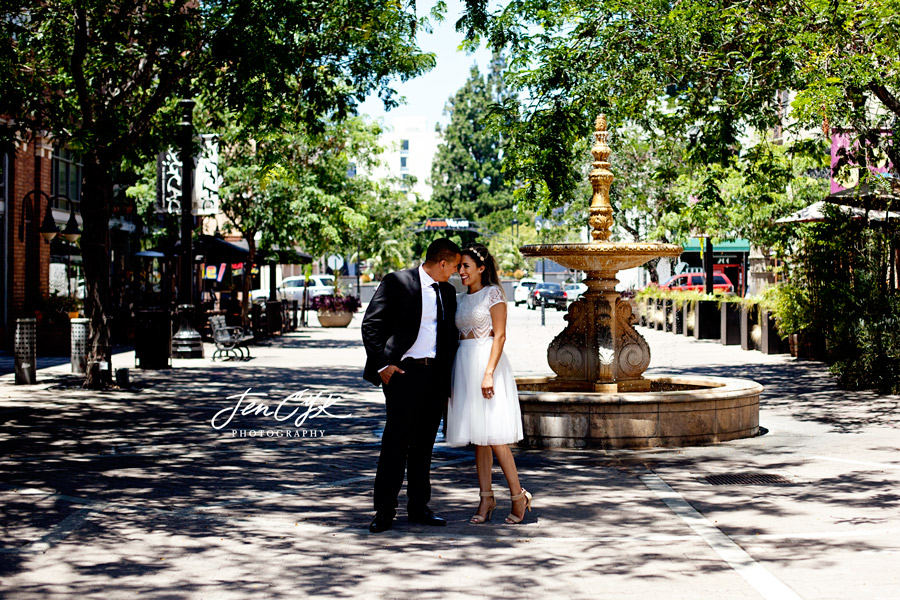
[1,0,436,387]
[458,0,900,209]
[430,54,515,234]
[218,116,416,320]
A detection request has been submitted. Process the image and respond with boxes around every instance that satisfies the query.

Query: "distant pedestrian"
[361,238,462,533]
[447,243,531,524]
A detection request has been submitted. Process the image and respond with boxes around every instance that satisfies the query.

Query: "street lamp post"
[171,98,204,358]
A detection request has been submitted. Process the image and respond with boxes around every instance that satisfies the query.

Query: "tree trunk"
[80,154,113,389]
[645,257,660,284]
[241,240,256,327]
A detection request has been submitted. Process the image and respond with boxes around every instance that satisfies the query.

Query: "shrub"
[309,294,361,313]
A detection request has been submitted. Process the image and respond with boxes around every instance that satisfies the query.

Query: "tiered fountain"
[516,115,762,448]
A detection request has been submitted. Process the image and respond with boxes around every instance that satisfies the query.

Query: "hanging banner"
[156,134,222,215]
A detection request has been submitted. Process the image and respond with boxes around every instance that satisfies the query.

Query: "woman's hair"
[462,243,506,298]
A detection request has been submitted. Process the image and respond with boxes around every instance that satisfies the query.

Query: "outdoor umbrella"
[776,201,899,224]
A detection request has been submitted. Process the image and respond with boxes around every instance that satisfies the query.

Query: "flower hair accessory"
[467,246,486,263]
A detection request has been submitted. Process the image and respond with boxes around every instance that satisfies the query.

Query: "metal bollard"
[15,318,37,385]
[70,317,89,375]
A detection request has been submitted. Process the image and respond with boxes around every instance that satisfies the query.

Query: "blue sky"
[357,0,493,130]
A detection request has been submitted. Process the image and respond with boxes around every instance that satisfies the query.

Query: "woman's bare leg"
[491,444,526,519]
[474,445,495,518]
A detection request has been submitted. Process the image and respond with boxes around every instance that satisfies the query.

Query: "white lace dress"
[447,285,523,447]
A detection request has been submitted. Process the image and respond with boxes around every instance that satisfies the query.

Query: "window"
[400,156,408,170]
[52,149,82,211]
[400,139,409,152]
[690,275,704,285]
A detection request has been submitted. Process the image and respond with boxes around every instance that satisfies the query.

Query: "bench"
[209,315,253,361]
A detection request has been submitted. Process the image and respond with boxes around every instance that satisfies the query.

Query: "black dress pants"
[373,362,445,516]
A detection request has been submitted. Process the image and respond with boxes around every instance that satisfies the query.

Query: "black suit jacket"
[361,268,458,396]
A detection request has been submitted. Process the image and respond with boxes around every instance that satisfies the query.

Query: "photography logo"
[211,388,353,438]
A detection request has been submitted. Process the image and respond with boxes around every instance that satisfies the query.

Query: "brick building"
[1,125,84,346]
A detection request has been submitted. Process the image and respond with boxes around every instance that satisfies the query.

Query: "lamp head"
[39,200,59,242]
[62,205,81,243]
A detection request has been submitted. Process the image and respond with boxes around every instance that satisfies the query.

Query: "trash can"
[15,318,37,385]
[135,309,171,369]
[251,303,266,339]
[266,300,282,335]
[70,317,89,374]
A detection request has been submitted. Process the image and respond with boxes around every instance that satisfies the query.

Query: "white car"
[251,275,336,305]
[513,278,542,306]
[564,283,588,304]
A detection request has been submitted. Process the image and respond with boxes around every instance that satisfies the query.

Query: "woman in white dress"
[447,243,532,524]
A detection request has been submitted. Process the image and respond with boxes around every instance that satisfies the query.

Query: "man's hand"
[380,365,405,386]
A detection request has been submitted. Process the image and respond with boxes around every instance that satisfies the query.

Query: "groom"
[362,238,462,533]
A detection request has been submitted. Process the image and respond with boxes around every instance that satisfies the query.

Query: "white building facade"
[367,116,440,202]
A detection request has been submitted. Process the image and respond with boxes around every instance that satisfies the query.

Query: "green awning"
[680,238,750,252]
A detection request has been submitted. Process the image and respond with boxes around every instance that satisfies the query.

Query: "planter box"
[720,302,741,346]
[694,300,721,340]
[789,331,827,360]
[759,310,786,355]
[673,303,684,334]
[664,299,674,332]
[683,302,695,337]
[740,305,760,351]
[317,310,353,328]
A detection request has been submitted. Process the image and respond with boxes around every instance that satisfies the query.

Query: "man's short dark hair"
[425,238,462,264]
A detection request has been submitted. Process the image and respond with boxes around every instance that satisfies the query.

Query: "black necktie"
[431,282,444,323]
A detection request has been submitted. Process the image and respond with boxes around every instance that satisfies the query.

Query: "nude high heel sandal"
[505,488,532,524]
[470,490,496,524]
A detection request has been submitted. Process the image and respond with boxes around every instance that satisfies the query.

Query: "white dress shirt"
[402,265,441,361]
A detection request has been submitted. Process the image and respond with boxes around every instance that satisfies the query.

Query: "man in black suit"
[362,238,462,533]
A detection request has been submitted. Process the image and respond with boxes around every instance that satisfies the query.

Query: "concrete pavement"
[1,304,898,599]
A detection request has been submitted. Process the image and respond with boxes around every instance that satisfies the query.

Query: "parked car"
[564,283,588,304]
[527,282,567,311]
[513,277,542,306]
[660,272,734,293]
[251,274,336,305]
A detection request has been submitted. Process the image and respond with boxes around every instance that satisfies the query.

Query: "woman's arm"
[481,300,508,398]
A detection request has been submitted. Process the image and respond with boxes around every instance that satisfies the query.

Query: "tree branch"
[71,7,94,128]
[868,82,900,118]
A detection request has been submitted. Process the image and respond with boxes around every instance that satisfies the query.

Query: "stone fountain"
[516,115,762,448]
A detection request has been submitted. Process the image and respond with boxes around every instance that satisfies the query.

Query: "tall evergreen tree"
[430,54,514,234]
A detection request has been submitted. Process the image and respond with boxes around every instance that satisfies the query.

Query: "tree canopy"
[1,0,438,386]
[457,0,899,215]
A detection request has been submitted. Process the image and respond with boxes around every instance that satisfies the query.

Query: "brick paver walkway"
[1,305,898,599]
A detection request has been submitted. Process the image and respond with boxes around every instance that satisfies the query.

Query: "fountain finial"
[588,114,614,242]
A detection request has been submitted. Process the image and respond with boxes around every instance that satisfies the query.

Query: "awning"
[776,201,899,224]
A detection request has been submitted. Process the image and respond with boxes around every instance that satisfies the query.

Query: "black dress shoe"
[408,507,447,526]
[369,513,394,533]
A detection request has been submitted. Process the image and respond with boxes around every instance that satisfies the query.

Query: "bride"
[446,243,532,524]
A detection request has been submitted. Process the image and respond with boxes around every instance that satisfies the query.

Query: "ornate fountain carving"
[589,114,615,242]
[521,115,681,392]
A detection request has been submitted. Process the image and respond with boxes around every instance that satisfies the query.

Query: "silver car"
[564,283,588,304]
[513,278,542,306]
[251,275,336,305]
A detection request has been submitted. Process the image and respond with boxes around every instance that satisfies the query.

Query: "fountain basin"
[516,375,762,449]
[520,242,683,274]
